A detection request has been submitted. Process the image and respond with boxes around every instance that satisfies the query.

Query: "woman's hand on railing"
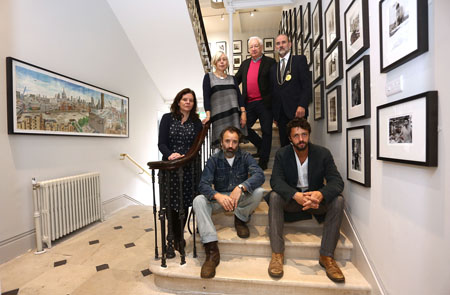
[202,116,210,125]
[168,153,185,160]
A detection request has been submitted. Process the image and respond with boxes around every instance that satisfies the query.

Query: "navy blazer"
[235,55,276,109]
[270,54,312,121]
[267,143,344,222]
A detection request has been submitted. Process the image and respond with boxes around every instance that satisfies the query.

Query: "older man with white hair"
[235,36,276,170]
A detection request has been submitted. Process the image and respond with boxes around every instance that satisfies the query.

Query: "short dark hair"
[170,88,199,121]
[286,117,311,138]
[220,126,242,142]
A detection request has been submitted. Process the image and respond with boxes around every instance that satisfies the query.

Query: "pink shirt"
[246,59,263,103]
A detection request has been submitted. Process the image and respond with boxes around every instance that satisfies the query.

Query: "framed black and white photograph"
[344,0,370,64]
[324,42,343,89]
[288,9,293,37]
[297,5,303,38]
[233,55,242,68]
[347,125,371,187]
[296,34,303,55]
[326,85,342,133]
[265,52,275,59]
[312,0,323,46]
[379,0,428,73]
[303,2,311,41]
[6,57,129,137]
[304,39,312,66]
[377,91,437,166]
[314,82,324,120]
[313,40,323,83]
[246,54,251,59]
[264,38,274,52]
[346,55,370,121]
[216,41,227,54]
[233,40,242,54]
[325,0,341,52]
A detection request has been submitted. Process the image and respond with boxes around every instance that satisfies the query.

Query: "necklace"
[276,55,293,86]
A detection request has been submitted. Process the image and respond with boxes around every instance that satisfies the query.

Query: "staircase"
[149,123,372,295]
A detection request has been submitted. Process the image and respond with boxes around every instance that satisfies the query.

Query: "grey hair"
[248,36,263,47]
[211,50,228,69]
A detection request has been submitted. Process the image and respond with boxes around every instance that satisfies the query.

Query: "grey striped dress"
[203,72,247,147]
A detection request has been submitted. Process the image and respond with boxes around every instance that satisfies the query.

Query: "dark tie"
[280,58,286,77]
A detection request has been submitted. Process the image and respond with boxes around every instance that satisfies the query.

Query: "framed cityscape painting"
[344,0,370,63]
[379,0,429,73]
[347,125,371,187]
[377,91,437,166]
[6,57,129,137]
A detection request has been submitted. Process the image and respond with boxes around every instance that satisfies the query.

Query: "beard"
[276,46,289,57]
[223,147,237,158]
[292,140,308,151]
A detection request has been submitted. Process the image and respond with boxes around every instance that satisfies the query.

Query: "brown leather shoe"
[200,241,220,278]
[268,252,284,278]
[234,215,250,238]
[319,255,345,283]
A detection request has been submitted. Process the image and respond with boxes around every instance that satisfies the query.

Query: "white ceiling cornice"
[224,0,295,10]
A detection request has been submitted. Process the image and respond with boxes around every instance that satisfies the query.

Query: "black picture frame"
[303,3,311,41]
[379,0,429,73]
[324,0,341,52]
[297,5,303,39]
[326,85,342,133]
[296,34,303,56]
[288,9,293,37]
[6,57,129,137]
[377,91,437,166]
[312,0,323,46]
[314,81,324,120]
[233,55,242,68]
[233,40,242,54]
[347,125,371,187]
[324,41,343,89]
[264,38,274,52]
[313,40,323,83]
[304,39,312,66]
[216,41,227,54]
[344,0,370,64]
[265,52,275,59]
[346,55,370,121]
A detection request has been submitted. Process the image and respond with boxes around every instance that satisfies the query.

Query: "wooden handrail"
[147,121,210,170]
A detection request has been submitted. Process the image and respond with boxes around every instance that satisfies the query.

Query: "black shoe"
[166,246,176,259]
[234,216,250,238]
[258,159,268,170]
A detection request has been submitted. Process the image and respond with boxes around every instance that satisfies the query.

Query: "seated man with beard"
[266,118,345,283]
[193,126,265,279]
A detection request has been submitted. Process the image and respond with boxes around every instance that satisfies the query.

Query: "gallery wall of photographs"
[187,0,212,72]
[278,0,436,187]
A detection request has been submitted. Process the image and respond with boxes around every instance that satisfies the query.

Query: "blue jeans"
[193,187,265,244]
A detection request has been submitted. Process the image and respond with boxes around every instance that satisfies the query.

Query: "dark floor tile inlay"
[114,225,123,230]
[54,259,67,267]
[141,268,152,277]
[132,215,140,219]
[124,242,136,248]
[96,264,109,272]
[2,288,19,295]
[89,239,99,245]
[144,228,153,232]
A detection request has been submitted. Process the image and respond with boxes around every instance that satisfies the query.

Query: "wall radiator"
[32,172,103,252]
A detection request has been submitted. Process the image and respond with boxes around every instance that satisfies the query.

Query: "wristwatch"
[237,184,245,193]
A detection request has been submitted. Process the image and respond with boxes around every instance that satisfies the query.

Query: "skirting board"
[0,194,142,264]
[341,209,386,295]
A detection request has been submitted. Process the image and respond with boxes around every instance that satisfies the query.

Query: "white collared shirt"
[279,51,291,72]
[294,152,309,192]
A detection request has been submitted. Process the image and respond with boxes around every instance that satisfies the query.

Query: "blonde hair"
[211,51,229,70]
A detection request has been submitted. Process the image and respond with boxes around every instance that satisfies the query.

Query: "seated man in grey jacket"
[266,117,345,283]
[193,126,265,279]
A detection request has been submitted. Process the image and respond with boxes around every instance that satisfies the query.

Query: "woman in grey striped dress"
[202,51,247,148]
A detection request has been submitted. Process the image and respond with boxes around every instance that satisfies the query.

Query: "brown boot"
[268,252,284,278]
[234,215,250,238]
[319,255,345,283]
[200,241,220,278]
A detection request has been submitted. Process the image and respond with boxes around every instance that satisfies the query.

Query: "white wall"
[0,0,168,263]
[287,0,449,294]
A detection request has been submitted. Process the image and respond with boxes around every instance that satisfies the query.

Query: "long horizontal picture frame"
[6,57,129,137]
[347,125,371,187]
[377,91,438,166]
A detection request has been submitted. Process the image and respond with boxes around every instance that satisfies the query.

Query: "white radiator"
[32,172,103,251]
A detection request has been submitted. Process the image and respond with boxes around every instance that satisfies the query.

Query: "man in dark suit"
[271,34,312,147]
[266,118,345,283]
[235,36,276,170]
